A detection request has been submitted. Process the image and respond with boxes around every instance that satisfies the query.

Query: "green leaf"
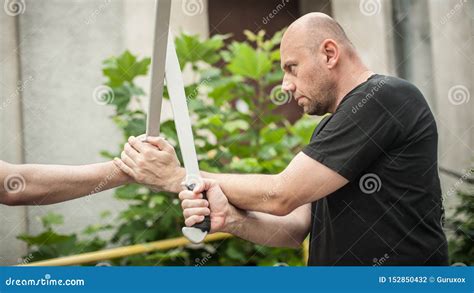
[175,33,228,67]
[226,42,272,79]
[18,231,71,246]
[223,120,249,133]
[229,157,263,173]
[260,124,286,144]
[103,51,150,87]
[41,213,64,229]
[115,184,147,200]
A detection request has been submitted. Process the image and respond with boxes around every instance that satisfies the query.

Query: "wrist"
[168,167,186,193]
[222,204,246,234]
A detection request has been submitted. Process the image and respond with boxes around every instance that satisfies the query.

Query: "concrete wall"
[0,0,209,265]
[332,0,396,75]
[0,10,28,265]
[428,0,474,215]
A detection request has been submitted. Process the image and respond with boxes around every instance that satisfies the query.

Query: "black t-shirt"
[303,74,448,266]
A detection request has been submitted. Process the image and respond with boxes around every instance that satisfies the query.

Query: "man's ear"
[320,39,339,69]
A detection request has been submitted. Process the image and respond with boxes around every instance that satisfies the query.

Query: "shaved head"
[288,12,354,52]
[280,13,364,115]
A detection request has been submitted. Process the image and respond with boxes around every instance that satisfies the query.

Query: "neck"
[331,64,373,112]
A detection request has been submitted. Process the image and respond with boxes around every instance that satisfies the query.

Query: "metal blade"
[146,0,171,137]
[165,34,209,244]
[165,35,201,183]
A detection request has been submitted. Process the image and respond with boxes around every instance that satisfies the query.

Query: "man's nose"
[281,80,295,93]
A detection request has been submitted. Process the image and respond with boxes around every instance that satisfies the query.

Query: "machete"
[145,0,171,137]
[145,0,210,243]
[165,35,211,244]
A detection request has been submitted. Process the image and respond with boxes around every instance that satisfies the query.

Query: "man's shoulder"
[367,75,425,103]
[344,74,429,114]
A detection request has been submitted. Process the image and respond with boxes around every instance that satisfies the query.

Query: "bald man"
[115,13,448,265]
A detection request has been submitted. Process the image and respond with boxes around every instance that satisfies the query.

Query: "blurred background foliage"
[18,29,317,266]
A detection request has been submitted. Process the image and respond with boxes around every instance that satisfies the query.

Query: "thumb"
[145,136,174,153]
[193,179,216,194]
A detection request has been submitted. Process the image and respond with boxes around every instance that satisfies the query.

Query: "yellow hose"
[20,233,232,266]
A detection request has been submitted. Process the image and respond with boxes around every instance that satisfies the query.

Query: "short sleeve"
[302,88,408,181]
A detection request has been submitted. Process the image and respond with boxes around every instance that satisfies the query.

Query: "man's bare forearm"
[223,204,311,248]
[0,160,132,205]
[202,171,291,215]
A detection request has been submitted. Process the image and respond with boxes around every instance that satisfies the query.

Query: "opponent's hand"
[113,135,185,192]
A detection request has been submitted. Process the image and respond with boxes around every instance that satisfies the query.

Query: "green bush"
[19,30,317,266]
[447,168,474,265]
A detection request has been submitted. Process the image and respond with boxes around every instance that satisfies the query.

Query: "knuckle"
[181,199,188,208]
[137,159,145,168]
[135,174,145,182]
[183,209,191,218]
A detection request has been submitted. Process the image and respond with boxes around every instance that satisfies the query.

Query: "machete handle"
[186,183,211,233]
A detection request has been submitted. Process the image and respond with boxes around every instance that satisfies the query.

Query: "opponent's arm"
[0,160,132,205]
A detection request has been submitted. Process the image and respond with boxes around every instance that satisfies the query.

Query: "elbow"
[265,175,298,216]
[269,196,296,217]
